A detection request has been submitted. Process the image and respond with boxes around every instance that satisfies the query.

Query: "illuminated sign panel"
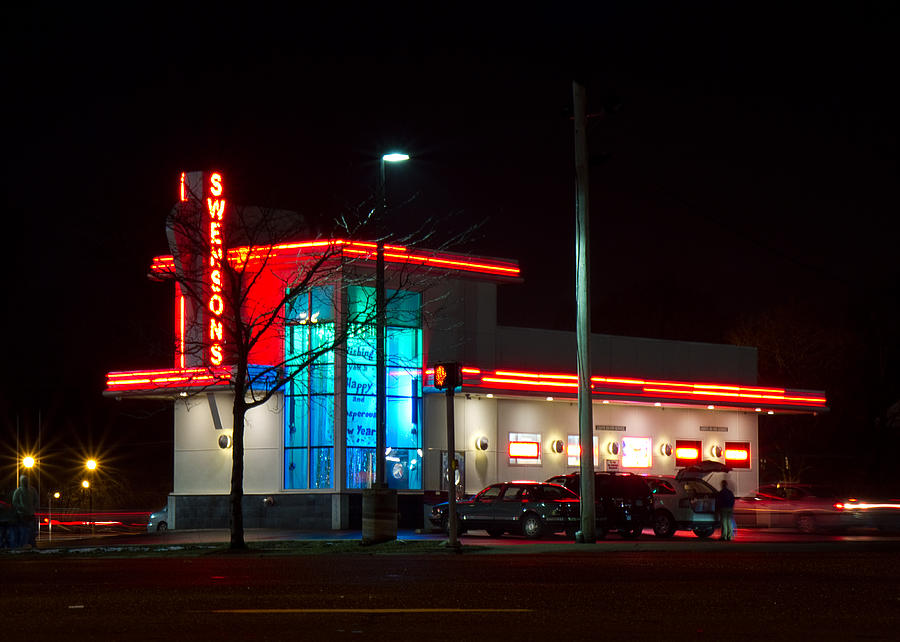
[508,441,540,459]
[725,441,751,468]
[206,172,226,366]
[621,437,651,468]
[675,439,702,467]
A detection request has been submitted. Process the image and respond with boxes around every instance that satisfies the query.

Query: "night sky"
[3,4,898,501]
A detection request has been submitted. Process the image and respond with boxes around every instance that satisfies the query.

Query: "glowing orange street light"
[82,479,94,534]
[23,456,35,468]
[86,459,97,471]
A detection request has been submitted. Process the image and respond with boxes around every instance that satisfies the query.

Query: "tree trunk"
[230,371,248,550]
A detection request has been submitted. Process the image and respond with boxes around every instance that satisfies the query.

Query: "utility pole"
[573,80,597,542]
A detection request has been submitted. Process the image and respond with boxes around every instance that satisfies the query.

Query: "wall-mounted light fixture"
[710,445,723,458]
[218,434,232,449]
[475,436,489,451]
[659,443,673,457]
[607,441,620,456]
[550,439,565,454]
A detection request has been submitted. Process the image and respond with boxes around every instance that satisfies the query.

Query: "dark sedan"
[430,481,580,539]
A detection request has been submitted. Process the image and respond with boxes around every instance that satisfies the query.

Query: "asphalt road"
[3,530,900,640]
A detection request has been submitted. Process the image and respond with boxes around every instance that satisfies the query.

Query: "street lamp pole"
[362,152,407,546]
[374,153,409,488]
[49,491,59,542]
[85,459,97,536]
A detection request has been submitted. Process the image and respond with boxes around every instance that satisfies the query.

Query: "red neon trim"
[443,366,827,411]
[150,239,520,280]
[106,367,233,392]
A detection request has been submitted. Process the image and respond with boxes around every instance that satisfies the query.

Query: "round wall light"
[607,441,620,456]
[475,436,489,451]
[218,434,233,449]
[550,439,565,454]
[660,443,673,457]
[710,445,723,458]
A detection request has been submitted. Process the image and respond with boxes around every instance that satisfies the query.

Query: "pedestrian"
[717,479,736,541]
[12,475,39,548]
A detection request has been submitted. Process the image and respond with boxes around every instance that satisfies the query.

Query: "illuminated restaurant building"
[104,172,828,530]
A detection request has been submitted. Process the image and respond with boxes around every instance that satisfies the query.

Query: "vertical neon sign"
[207,172,226,366]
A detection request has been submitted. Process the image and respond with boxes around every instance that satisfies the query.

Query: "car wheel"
[796,513,817,534]
[693,525,715,538]
[652,511,676,538]
[157,522,168,533]
[621,525,642,539]
[521,513,544,539]
[486,527,505,538]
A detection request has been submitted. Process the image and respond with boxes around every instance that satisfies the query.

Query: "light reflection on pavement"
[29,526,900,552]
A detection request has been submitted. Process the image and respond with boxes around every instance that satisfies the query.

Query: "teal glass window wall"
[283,285,423,491]
[284,287,335,489]
[345,286,422,490]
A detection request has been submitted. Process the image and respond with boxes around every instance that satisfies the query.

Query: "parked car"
[545,472,654,539]
[147,506,168,533]
[735,483,868,533]
[644,475,719,538]
[429,481,580,539]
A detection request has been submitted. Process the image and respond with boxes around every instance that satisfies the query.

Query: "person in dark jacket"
[717,479,736,541]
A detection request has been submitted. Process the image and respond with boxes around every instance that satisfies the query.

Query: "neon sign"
[675,439,702,467]
[206,172,226,366]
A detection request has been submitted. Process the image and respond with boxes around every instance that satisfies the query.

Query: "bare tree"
[162,171,470,549]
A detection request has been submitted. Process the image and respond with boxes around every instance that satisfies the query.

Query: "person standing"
[717,479,736,541]
[12,474,39,548]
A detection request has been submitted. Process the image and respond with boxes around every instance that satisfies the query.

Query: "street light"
[375,152,409,488]
[48,491,59,542]
[85,459,98,535]
[82,479,92,534]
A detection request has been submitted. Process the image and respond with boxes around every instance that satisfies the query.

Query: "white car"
[645,475,719,538]
[147,506,168,533]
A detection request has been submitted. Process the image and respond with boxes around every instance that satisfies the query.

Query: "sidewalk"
[13,527,900,556]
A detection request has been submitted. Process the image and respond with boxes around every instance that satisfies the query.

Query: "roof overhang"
[424,366,828,415]
[149,239,522,283]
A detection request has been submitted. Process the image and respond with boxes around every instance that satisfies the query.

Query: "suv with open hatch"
[546,472,653,539]
[644,475,718,538]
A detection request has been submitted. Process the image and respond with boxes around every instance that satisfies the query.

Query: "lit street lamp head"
[382,153,409,162]
[86,459,97,471]
[22,456,35,468]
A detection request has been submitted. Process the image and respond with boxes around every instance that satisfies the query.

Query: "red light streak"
[675,447,699,459]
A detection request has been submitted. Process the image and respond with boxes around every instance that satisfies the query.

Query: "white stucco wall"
[173,392,283,494]
[424,394,758,496]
